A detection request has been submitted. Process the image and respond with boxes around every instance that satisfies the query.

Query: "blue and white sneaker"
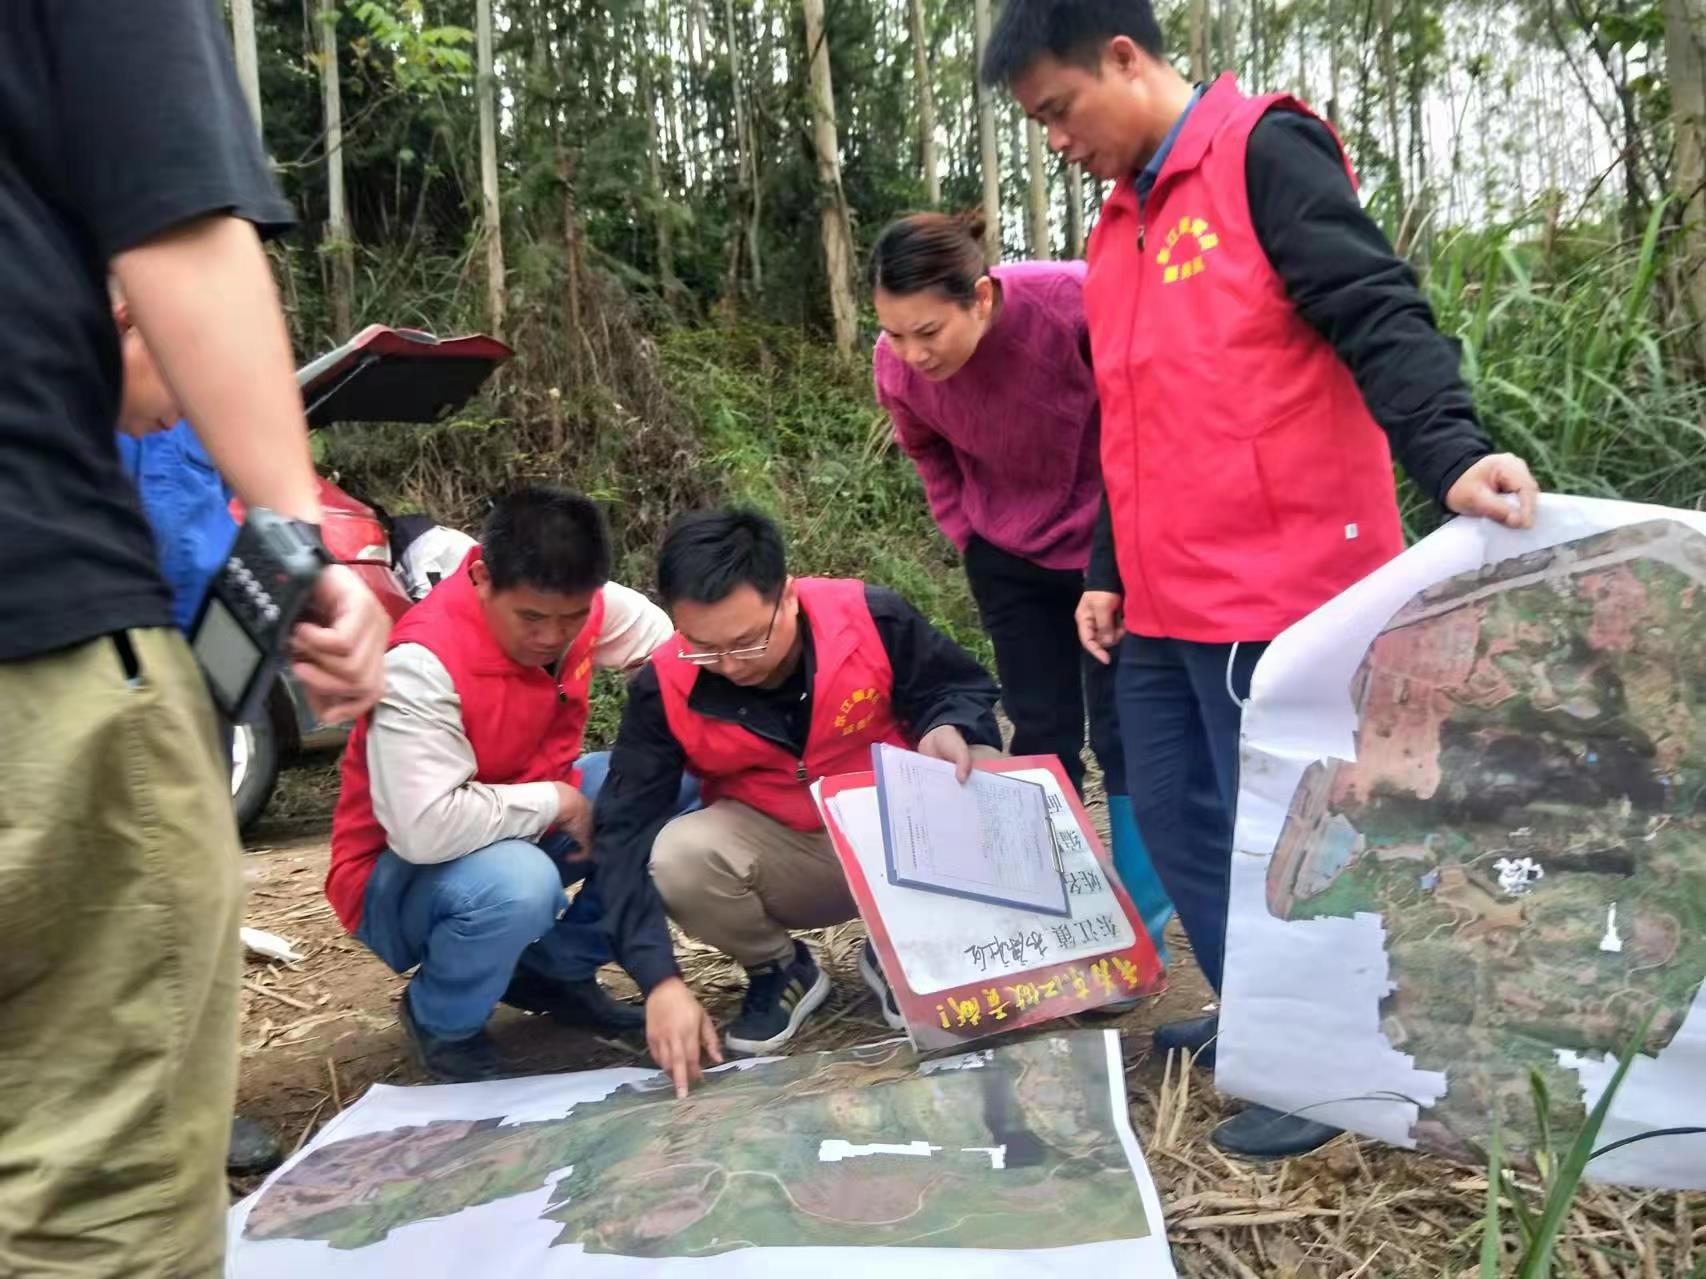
[724,940,831,1055]
[858,940,905,1031]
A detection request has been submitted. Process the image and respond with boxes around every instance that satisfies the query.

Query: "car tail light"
[320,507,391,567]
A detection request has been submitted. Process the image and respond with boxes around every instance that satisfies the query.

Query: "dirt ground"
[231,758,1701,1277]
[233,757,1215,1166]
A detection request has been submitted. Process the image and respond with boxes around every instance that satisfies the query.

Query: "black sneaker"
[399,993,512,1083]
[500,968,646,1032]
[724,940,831,1055]
[857,940,904,1031]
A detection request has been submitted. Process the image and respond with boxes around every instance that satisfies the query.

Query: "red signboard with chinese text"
[816,755,1166,1050]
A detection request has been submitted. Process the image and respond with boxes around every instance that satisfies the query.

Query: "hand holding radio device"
[190,509,331,724]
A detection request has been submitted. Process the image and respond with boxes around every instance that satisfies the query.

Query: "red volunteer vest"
[1085,74,1405,644]
[325,549,606,931]
[652,577,909,832]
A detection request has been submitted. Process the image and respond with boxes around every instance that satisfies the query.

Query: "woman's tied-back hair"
[867,210,990,306]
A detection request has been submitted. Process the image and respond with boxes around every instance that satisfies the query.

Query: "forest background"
[231,0,1706,709]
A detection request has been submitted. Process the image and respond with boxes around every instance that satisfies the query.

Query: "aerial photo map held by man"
[1264,519,1706,1162]
[234,1030,1164,1275]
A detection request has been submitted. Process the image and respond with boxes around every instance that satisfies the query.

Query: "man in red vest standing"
[327,488,694,1082]
[594,508,1003,1097]
[982,1,1541,1157]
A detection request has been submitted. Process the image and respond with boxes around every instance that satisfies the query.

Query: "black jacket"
[1087,110,1493,592]
[594,583,1001,994]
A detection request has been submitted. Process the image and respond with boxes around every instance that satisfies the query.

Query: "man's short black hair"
[981,0,1165,86]
[481,486,611,595]
[657,507,788,607]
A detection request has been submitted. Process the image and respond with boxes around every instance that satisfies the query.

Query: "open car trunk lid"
[297,324,514,428]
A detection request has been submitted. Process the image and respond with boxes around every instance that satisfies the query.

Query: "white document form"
[823,779,1136,996]
[873,745,1069,918]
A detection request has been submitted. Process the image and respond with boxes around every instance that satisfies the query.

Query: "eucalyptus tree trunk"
[319,0,354,338]
[1375,0,1407,215]
[1663,0,1706,367]
[723,0,761,294]
[804,0,858,355]
[910,0,941,205]
[230,0,263,129]
[1189,0,1210,83]
[1326,0,1344,126]
[475,0,507,336]
[634,2,681,305]
[1065,164,1085,258]
[1025,119,1051,258]
[974,0,1002,259]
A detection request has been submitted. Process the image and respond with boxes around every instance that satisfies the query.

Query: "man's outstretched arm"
[591,668,722,1096]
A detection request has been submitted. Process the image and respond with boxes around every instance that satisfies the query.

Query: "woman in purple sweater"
[869,211,1171,954]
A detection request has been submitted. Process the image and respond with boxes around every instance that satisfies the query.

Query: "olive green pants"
[0,630,243,1277]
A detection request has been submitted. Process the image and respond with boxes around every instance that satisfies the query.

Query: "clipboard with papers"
[871,744,1071,917]
[815,753,1166,1050]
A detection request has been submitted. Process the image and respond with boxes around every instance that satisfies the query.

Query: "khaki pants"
[0,630,243,1278]
[650,800,858,968]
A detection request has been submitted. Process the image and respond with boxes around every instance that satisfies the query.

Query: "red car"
[230,324,513,830]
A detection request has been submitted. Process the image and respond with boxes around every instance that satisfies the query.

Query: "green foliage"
[1400,207,1706,539]
[656,325,989,661]
[348,1,475,93]
[1477,1015,1656,1276]
[302,248,987,747]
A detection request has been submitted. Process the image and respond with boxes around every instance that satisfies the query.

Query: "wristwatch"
[283,518,334,568]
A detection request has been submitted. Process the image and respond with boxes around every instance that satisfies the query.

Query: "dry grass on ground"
[233,759,1701,1277]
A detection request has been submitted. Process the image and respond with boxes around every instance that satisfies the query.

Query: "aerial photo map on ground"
[1263,518,1706,1161]
[233,1029,1167,1276]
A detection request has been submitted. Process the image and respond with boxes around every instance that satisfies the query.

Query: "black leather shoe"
[501,969,646,1031]
[1153,1014,1218,1066]
[399,995,512,1083]
[227,1114,284,1176]
[1211,1105,1342,1159]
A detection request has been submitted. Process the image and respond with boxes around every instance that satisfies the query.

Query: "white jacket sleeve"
[591,581,673,672]
[367,644,561,863]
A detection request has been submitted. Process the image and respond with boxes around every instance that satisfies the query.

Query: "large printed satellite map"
[242,1031,1148,1257]
[1265,520,1706,1159]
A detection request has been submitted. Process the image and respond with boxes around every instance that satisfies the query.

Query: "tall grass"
[655,325,988,658]
[1408,205,1706,536]
[1476,1016,1681,1277]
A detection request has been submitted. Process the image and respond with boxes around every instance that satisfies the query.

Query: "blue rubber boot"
[1108,794,1173,963]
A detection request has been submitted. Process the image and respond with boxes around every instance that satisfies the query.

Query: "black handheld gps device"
[190,509,330,723]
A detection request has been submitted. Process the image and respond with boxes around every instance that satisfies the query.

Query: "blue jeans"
[355,752,698,1040]
[1114,636,1267,994]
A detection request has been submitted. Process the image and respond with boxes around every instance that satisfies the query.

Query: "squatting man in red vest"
[326,488,697,1082]
[983,0,1542,1157]
[594,507,1004,1097]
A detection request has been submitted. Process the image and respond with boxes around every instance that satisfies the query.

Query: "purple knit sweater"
[873,260,1102,573]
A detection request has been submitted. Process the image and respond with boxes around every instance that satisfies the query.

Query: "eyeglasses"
[677,599,782,666]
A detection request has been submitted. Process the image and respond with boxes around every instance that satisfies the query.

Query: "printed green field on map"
[243,1031,1148,1257]
[1266,520,1706,1161]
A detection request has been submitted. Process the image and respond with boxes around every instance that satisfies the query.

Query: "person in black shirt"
[0,4,387,1274]
[594,509,1002,1096]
